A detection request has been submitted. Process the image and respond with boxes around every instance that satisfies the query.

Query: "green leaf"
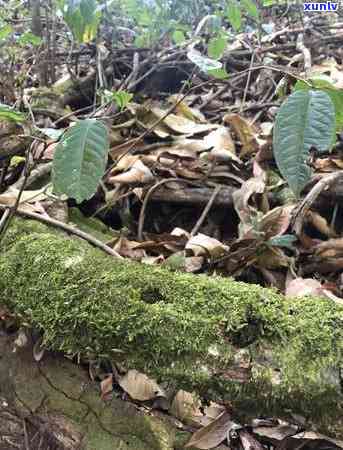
[273,90,335,197]
[187,49,222,73]
[0,104,25,122]
[10,156,26,167]
[58,0,100,43]
[241,0,259,18]
[69,207,118,242]
[0,24,13,41]
[112,91,133,111]
[172,30,186,45]
[267,234,297,249]
[207,67,229,79]
[208,35,227,60]
[52,119,109,203]
[295,79,343,132]
[18,31,42,46]
[80,0,97,23]
[226,2,242,32]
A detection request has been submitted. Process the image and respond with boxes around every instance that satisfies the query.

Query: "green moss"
[68,208,120,243]
[0,219,342,437]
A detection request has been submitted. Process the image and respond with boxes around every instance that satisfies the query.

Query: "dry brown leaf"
[286,277,343,304]
[314,157,343,172]
[185,256,204,272]
[233,176,266,235]
[315,238,343,258]
[185,412,233,449]
[223,113,260,156]
[286,278,323,298]
[113,237,146,259]
[173,137,212,153]
[292,431,343,448]
[203,126,238,162]
[108,160,154,185]
[170,390,202,425]
[186,234,229,258]
[118,370,165,401]
[168,95,206,123]
[0,187,48,206]
[110,154,140,173]
[307,211,336,238]
[310,59,343,89]
[100,374,113,400]
[256,247,290,270]
[152,107,218,135]
[259,205,295,239]
[254,422,299,441]
[239,430,264,450]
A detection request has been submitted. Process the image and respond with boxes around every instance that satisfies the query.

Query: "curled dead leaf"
[203,126,238,162]
[118,369,166,401]
[170,390,202,425]
[108,160,154,185]
[186,234,229,258]
[223,113,260,156]
[185,412,234,449]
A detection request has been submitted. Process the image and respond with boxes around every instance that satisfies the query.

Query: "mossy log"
[0,334,185,450]
[0,219,342,439]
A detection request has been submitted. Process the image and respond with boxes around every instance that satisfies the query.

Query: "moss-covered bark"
[0,219,342,438]
[0,334,178,450]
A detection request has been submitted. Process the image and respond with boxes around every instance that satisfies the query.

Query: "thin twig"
[23,419,30,450]
[0,204,123,259]
[240,51,255,114]
[0,208,10,233]
[292,172,343,236]
[190,185,222,237]
[138,178,192,241]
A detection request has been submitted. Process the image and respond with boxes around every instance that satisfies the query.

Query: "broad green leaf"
[52,119,109,203]
[273,90,335,197]
[241,0,259,18]
[226,2,242,32]
[208,35,227,60]
[80,0,97,23]
[83,17,100,42]
[172,30,186,45]
[0,24,13,41]
[187,49,222,73]
[295,79,343,132]
[0,104,25,122]
[58,0,100,43]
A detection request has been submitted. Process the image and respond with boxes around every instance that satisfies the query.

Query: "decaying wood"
[0,218,342,440]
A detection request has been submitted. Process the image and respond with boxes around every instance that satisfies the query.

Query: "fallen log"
[0,218,342,439]
[0,334,182,450]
